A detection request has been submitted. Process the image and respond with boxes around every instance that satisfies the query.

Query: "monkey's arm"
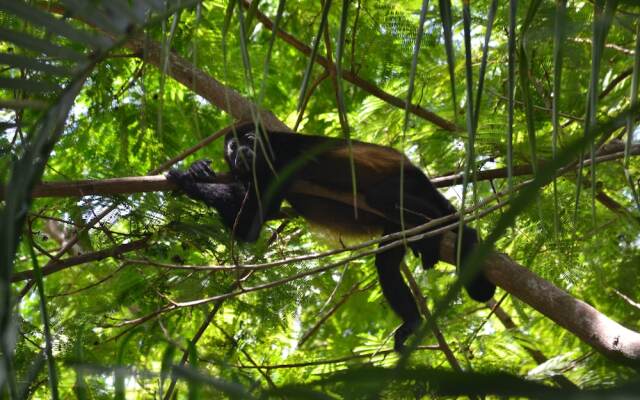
[167,164,247,224]
[167,160,267,241]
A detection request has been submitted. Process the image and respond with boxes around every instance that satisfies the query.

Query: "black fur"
[168,122,496,351]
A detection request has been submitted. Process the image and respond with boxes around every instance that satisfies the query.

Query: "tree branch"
[11,238,149,282]
[401,263,463,372]
[439,234,640,363]
[125,37,289,131]
[242,0,461,132]
[432,141,640,187]
[6,141,637,200]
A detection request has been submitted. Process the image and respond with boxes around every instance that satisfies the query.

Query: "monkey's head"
[224,125,257,177]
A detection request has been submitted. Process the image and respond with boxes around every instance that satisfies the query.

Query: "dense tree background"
[1,0,640,398]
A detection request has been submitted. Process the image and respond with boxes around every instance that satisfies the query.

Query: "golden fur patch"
[326,144,408,174]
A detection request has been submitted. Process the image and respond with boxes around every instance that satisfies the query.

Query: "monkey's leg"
[456,226,496,302]
[366,176,495,302]
[365,179,445,270]
[389,196,495,302]
[375,239,421,351]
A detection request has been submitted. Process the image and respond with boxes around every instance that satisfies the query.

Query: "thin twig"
[614,289,640,311]
[11,238,149,282]
[298,280,374,347]
[213,322,278,389]
[401,263,463,372]
[235,345,440,369]
[161,222,287,400]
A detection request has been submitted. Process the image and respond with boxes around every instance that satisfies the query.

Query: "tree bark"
[125,38,289,132]
[440,233,640,363]
[0,175,174,199]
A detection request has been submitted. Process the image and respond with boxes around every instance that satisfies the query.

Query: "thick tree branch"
[439,234,640,363]
[125,39,289,132]
[1,175,174,199]
[41,4,288,131]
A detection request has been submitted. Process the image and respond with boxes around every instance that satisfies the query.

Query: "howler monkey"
[168,122,495,351]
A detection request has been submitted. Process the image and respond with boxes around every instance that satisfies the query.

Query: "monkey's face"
[225,131,256,176]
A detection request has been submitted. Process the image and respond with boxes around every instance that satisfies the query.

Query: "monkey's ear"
[244,131,256,144]
[232,145,254,174]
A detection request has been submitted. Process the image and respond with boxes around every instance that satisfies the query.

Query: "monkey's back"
[262,130,436,235]
[264,130,419,192]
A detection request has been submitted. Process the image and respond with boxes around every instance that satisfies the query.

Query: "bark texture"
[440,233,640,363]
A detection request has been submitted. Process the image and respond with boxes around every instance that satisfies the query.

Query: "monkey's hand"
[166,168,193,193]
[186,159,216,182]
[167,159,215,195]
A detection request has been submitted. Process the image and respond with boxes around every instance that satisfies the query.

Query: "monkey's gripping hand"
[166,159,217,201]
[167,160,250,234]
[182,159,216,181]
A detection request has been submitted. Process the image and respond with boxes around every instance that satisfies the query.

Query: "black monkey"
[168,122,495,351]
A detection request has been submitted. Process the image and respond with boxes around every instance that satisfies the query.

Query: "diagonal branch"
[125,36,289,131]
[11,237,149,282]
[242,0,460,132]
[438,234,640,363]
[401,263,463,372]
